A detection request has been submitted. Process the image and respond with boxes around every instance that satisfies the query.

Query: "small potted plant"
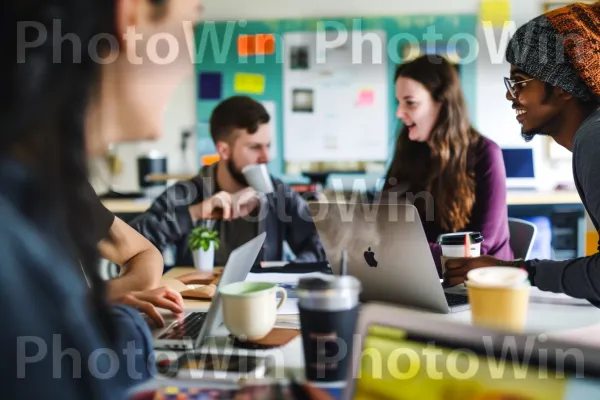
[188,226,220,272]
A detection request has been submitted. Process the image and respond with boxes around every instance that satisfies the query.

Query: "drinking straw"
[464,233,470,257]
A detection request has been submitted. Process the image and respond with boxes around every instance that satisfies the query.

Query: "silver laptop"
[308,201,469,313]
[152,232,266,350]
[343,302,600,399]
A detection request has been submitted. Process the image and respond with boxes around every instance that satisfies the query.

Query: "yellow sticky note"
[480,0,511,27]
[233,72,265,95]
[165,386,179,394]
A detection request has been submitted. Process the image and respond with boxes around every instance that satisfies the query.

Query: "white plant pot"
[193,242,215,272]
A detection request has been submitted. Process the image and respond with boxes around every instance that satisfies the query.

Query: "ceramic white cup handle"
[275,287,287,310]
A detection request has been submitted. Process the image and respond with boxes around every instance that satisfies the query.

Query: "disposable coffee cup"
[466,267,530,332]
[297,275,361,382]
[242,164,274,194]
[439,232,483,281]
[438,232,483,257]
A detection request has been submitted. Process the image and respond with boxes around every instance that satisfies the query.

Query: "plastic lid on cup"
[438,232,483,245]
[467,267,528,288]
[297,275,362,310]
[297,275,362,292]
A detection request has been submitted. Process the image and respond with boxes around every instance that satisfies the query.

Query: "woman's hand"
[117,287,184,328]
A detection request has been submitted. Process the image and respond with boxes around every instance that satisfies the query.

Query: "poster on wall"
[282,30,389,163]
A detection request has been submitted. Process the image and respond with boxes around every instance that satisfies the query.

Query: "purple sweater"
[385,136,513,272]
[423,137,514,270]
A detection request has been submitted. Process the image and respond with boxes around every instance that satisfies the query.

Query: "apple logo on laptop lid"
[364,247,378,267]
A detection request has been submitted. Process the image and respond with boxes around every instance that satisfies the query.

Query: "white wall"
[475,0,573,189]
[94,0,574,193]
[91,74,198,193]
[204,0,480,19]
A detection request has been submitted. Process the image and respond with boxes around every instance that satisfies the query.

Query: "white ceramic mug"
[219,281,287,340]
[242,164,274,194]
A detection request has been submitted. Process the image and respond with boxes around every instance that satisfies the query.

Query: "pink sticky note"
[357,89,374,106]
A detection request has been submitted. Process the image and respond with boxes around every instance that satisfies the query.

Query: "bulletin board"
[193,15,478,176]
[282,30,389,162]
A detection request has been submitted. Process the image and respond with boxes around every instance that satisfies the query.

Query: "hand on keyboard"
[118,287,185,328]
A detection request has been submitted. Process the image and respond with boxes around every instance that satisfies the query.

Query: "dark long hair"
[2,1,161,343]
[384,56,481,232]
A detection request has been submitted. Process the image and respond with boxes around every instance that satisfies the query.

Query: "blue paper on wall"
[198,72,222,100]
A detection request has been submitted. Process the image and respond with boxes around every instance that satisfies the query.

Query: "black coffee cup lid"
[438,232,483,245]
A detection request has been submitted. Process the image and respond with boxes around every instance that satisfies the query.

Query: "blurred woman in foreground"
[1,0,201,396]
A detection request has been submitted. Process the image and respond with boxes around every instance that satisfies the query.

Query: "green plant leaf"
[188,226,219,251]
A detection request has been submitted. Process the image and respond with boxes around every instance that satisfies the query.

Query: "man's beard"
[521,95,559,142]
[521,122,552,142]
[227,159,248,187]
[521,129,539,142]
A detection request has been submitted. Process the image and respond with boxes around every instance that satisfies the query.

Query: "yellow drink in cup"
[466,267,530,332]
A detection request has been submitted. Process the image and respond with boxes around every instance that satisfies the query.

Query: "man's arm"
[528,120,600,300]
[129,181,200,254]
[525,256,600,300]
[283,187,327,262]
[99,217,164,302]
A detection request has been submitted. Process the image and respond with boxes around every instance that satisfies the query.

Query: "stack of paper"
[547,324,600,348]
[528,287,592,306]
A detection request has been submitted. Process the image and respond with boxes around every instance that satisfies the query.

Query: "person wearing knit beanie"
[502,1,600,144]
[506,3,600,103]
[445,3,600,307]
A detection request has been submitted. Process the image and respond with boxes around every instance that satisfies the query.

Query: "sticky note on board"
[237,35,255,56]
[234,72,265,95]
[255,34,276,55]
[357,89,375,106]
[198,72,222,100]
[237,34,276,56]
[480,0,511,27]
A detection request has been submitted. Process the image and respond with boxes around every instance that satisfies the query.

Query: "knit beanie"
[506,2,600,101]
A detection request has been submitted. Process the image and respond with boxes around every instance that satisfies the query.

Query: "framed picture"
[543,0,596,12]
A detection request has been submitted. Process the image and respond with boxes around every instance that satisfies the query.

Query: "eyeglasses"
[504,77,535,99]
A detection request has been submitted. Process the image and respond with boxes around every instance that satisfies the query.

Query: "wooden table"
[161,266,221,309]
[506,189,581,205]
[101,198,152,214]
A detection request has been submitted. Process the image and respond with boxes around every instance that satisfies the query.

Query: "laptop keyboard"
[158,312,207,340]
[445,293,469,307]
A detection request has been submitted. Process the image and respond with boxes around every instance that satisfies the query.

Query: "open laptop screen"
[353,324,600,399]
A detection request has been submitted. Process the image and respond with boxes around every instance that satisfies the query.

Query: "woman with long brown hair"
[383,55,513,272]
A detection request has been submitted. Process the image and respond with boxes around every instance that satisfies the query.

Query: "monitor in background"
[502,147,537,190]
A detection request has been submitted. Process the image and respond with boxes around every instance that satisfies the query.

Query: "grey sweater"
[130,164,326,268]
[526,107,600,302]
